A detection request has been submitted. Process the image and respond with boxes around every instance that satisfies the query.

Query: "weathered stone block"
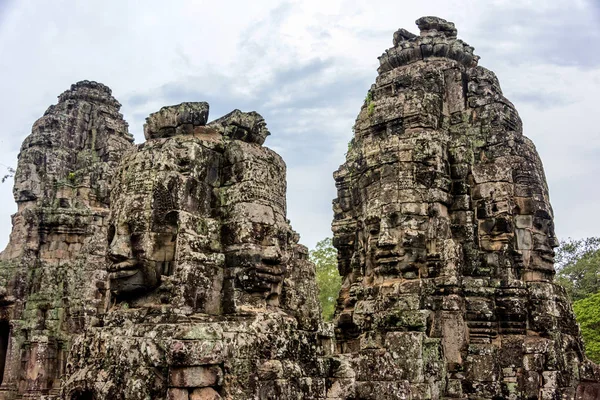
[326,378,355,398]
[167,388,189,400]
[258,360,283,380]
[169,365,223,388]
[167,340,225,366]
[385,331,423,360]
[144,102,209,139]
[190,387,222,400]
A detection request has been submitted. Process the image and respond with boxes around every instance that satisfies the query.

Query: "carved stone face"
[360,211,427,280]
[221,141,290,307]
[223,209,291,297]
[106,167,179,297]
[106,113,289,306]
[528,210,559,277]
[107,216,177,297]
[105,137,220,299]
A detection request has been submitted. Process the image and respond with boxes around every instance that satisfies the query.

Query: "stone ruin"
[330,16,600,400]
[0,15,597,400]
[0,80,326,400]
[0,81,134,398]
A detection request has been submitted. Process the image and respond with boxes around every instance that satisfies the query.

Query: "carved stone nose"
[261,246,282,264]
[108,235,132,261]
[377,230,395,247]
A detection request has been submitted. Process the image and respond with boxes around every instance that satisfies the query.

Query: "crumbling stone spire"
[330,16,600,399]
[0,81,134,398]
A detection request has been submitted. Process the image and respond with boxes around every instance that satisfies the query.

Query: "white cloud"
[0,0,599,250]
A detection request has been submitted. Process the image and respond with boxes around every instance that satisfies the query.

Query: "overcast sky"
[0,0,599,250]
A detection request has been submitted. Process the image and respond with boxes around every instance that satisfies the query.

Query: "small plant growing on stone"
[364,90,373,105]
[67,172,76,183]
[367,101,375,116]
[347,138,355,154]
[365,90,374,116]
[1,165,15,183]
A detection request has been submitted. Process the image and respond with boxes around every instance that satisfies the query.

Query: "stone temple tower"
[0,81,134,398]
[330,16,600,399]
[0,16,599,400]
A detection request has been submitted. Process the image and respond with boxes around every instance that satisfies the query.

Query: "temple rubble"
[0,16,598,400]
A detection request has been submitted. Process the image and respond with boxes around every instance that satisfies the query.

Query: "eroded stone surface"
[0,90,327,399]
[144,102,210,140]
[0,80,134,398]
[60,104,327,400]
[0,16,598,400]
[330,16,600,399]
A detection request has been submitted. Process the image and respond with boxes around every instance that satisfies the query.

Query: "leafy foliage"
[309,238,341,321]
[365,90,374,116]
[555,237,600,301]
[1,165,15,183]
[364,90,373,105]
[573,292,600,363]
[367,102,374,116]
[347,138,355,154]
[555,237,600,362]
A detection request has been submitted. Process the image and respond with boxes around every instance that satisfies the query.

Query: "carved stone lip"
[108,268,139,279]
[256,264,283,276]
[107,260,139,279]
[252,265,284,284]
[255,272,283,284]
[375,250,401,261]
[376,256,401,265]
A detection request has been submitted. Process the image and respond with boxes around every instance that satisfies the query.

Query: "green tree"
[573,292,600,363]
[309,238,341,321]
[555,237,600,301]
[555,237,600,362]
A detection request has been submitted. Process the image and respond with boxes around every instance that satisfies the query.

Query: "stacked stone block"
[330,16,600,399]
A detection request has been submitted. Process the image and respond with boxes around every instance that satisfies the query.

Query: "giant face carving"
[348,134,442,283]
[106,136,221,299]
[360,211,428,281]
[106,159,179,298]
[223,207,291,295]
[220,141,291,308]
[107,217,178,297]
[105,106,290,307]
